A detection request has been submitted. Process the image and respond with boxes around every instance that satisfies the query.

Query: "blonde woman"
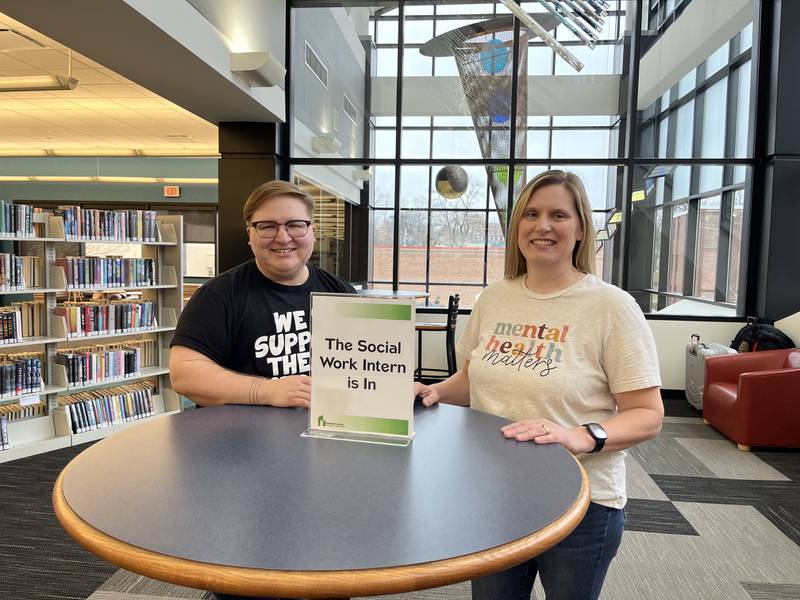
[415,170,663,600]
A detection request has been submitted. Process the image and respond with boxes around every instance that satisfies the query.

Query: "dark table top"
[55,403,587,597]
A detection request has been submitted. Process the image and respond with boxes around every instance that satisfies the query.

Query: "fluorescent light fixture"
[138,148,219,157]
[0,175,218,184]
[311,134,342,154]
[0,149,219,158]
[0,150,48,157]
[230,51,285,88]
[352,167,373,182]
[48,149,138,157]
[0,74,78,92]
[161,177,218,185]
[33,176,93,182]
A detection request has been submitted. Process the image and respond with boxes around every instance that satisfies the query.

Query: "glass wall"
[289,0,757,316]
[631,2,754,316]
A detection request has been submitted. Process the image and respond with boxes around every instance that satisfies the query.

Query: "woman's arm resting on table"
[502,386,664,455]
[169,345,310,408]
[413,360,471,407]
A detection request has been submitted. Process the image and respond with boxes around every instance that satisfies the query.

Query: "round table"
[53,403,589,599]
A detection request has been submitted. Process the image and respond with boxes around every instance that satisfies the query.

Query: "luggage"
[731,317,796,352]
[685,334,736,410]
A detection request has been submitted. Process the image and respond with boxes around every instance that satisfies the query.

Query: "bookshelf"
[0,206,183,462]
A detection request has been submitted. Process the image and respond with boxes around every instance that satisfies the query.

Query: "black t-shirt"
[171,260,355,378]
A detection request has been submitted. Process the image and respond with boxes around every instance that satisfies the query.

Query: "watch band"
[583,423,607,453]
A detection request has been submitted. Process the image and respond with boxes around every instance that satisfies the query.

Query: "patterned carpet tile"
[91,593,208,600]
[674,503,800,584]
[628,436,716,478]
[753,450,800,483]
[675,439,791,481]
[625,455,669,501]
[606,530,754,600]
[93,570,473,600]
[604,502,800,600]
[0,443,117,600]
[624,499,698,535]
[741,582,800,600]
[756,504,800,548]
[652,475,800,505]
[659,422,726,440]
[661,397,702,419]
[6,400,800,600]
[94,570,209,599]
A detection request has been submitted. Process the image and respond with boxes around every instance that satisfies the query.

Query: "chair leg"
[737,443,751,452]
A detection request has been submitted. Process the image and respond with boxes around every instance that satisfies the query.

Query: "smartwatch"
[582,423,608,453]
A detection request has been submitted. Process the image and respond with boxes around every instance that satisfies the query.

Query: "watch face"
[587,423,608,441]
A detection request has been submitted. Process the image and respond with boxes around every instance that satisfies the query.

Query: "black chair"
[414,294,460,382]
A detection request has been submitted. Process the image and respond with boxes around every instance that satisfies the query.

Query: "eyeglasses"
[249,220,312,240]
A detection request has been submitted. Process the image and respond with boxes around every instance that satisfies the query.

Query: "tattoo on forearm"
[249,378,262,406]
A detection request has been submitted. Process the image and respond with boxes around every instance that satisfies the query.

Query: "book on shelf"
[0,301,43,342]
[0,255,41,290]
[56,206,160,242]
[0,351,43,396]
[56,338,157,387]
[0,202,43,238]
[60,380,157,434]
[0,400,47,436]
[54,299,157,338]
[55,256,157,289]
[0,415,7,450]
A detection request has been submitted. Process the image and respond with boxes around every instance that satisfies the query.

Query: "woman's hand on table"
[501,419,594,454]
[414,381,440,407]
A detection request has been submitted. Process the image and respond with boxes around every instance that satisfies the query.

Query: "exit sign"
[163,185,181,198]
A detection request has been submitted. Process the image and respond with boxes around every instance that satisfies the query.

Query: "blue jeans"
[471,502,625,600]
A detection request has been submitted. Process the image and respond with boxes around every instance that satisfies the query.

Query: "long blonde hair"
[504,170,596,279]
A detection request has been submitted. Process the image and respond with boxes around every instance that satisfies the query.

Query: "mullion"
[424,39,435,305]
[391,0,405,291]
[716,47,742,303]
[290,157,751,166]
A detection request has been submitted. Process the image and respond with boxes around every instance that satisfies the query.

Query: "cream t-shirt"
[456,274,662,509]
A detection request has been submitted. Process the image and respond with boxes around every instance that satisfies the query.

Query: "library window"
[288,0,757,316]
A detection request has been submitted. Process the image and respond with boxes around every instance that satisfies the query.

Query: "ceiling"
[0,11,218,156]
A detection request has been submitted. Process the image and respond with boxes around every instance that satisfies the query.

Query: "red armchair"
[703,348,800,451]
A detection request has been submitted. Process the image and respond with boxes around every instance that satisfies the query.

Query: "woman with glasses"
[170,180,355,411]
[414,170,663,600]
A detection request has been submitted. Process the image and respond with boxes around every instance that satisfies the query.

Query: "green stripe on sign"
[336,303,412,321]
[339,415,409,436]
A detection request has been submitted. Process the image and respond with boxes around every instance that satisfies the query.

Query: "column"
[218,122,278,274]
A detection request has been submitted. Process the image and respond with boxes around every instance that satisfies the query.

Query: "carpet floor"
[2,398,799,600]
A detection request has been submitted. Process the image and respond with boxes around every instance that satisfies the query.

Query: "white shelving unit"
[0,211,184,462]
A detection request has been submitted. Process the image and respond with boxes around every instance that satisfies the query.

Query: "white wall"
[417,313,744,391]
[638,0,753,107]
[125,0,286,119]
[776,310,800,346]
[646,319,743,389]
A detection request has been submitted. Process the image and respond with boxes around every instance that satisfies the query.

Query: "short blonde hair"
[242,180,314,225]
[504,170,596,279]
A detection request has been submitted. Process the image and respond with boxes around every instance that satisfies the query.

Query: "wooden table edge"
[53,456,590,599]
